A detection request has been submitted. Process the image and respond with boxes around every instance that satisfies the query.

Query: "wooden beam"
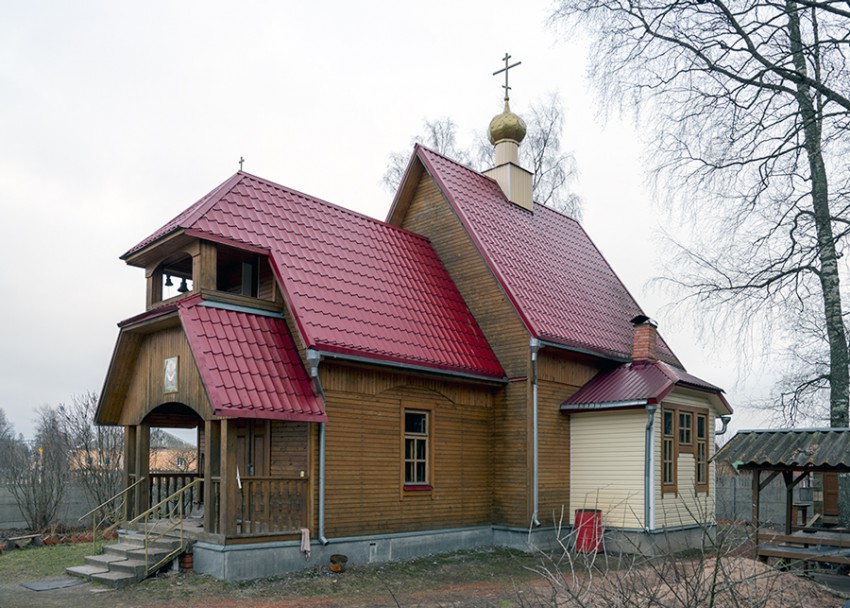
[124,425,136,518]
[134,423,150,516]
[788,470,810,490]
[220,419,238,536]
[752,469,761,529]
[204,420,221,533]
[759,470,781,491]
[783,471,794,535]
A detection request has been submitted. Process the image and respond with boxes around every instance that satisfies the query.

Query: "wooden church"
[97,75,733,579]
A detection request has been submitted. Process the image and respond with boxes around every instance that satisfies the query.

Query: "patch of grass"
[0,541,107,582]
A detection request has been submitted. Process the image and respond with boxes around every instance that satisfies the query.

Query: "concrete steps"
[67,531,187,588]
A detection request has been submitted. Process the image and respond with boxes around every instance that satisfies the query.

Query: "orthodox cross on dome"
[493,53,521,102]
[239,156,245,171]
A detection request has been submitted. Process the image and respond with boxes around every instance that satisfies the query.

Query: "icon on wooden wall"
[164,356,179,393]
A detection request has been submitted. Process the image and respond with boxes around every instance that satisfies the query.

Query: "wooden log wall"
[398,174,532,527]
[312,363,495,538]
[535,349,599,525]
[118,326,212,426]
[270,421,309,478]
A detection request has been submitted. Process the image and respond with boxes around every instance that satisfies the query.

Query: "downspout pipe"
[530,337,541,528]
[306,349,330,545]
[715,415,732,436]
[644,403,658,533]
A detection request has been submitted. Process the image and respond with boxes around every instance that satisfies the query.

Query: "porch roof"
[560,359,731,414]
[713,428,850,472]
[179,297,326,422]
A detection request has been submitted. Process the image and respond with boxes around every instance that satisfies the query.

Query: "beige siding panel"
[655,390,717,528]
[570,409,646,529]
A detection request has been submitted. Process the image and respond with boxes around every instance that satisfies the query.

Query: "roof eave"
[311,347,507,385]
[561,399,651,413]
[386,146,426,226]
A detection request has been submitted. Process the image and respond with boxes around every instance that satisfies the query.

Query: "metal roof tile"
[179,300,326,422]
[412,147,681,367]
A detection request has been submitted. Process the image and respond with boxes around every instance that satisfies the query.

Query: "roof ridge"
[238,172,434,244]
[122,172,245,259]
[415,145,582,227]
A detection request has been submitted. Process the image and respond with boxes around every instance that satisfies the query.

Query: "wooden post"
[204,420,221,533]
[783,471,794,535]
[752,469,761,531]
[124,426,137,518]
[135,423,150,516]
[219,419,238,536]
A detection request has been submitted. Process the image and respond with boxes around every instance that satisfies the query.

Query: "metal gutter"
[561,399,650,413]
[306,349,329,545]
[644,404,658,532]
[538,339,630,364]
[310,349,507,384]
[715,415,731,436]
[530,337,541,527]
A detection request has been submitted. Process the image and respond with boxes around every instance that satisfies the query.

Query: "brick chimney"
[630,315,658,362]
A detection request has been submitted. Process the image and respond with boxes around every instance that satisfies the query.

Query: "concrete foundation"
[601,524,715,556]
[194,522,710,580]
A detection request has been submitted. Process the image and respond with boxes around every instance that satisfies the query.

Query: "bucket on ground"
[329,554,348,573]
[574,508,602,553]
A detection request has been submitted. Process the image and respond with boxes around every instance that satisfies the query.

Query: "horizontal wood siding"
[570,409,646,529]
[270,421,309,478]
[535,350,599,526]
[399,173,532,527]
[118,326,212,425]
[656,389,716,527]
[399,175,529,376]
[314,362,494,537]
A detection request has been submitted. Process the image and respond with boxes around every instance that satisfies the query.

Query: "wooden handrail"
[127,478,203,526]
[127,478,203,576]
[79,476,148,544]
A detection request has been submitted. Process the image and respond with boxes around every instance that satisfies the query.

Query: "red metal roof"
[408,146,682,367]
[562,360,731,413]
[179,298,327,422]
[129,173,505,380]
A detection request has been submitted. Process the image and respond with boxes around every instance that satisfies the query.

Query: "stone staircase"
[67,531,187,588]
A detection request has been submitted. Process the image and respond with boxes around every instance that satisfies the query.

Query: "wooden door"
[236,420,268,477]
[823,472,839,516]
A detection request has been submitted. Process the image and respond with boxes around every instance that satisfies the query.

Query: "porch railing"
[127,478,203,576]
[149,472,201,517]
[238,476,307,535]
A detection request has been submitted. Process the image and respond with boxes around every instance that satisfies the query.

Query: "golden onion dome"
[488,100,527,145]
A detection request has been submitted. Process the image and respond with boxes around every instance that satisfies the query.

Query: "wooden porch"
[124,418,311,543]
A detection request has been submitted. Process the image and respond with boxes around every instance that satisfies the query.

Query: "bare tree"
[3,407,71,531]
[383,117,472,194]
[383,96,582,219]
[0,408,12,447]
[550,0,850,429]
[61,392,124,508]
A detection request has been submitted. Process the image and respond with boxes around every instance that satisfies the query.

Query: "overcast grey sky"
[0,1,769,439]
